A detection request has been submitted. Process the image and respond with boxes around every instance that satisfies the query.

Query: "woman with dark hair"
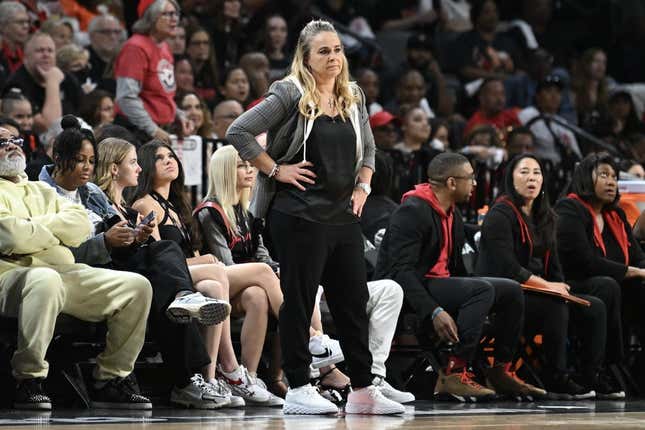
[596,91,645,160]
[178,92,215,140]
[38,116,233,409]
[219,66,250,107]
[79,89,115,130]
[132,140,282,406]
[556,152,645,392]
[185,27,220,108]
[571,48,614,132]
[263,14,290,82]
[476,154,619,399]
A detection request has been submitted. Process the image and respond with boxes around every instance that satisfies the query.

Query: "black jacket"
[375,192,467,322]
[476,201,564,283]
[556,197,645,282]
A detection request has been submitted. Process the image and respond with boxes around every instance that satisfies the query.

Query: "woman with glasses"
[186,27,219,109]
[113,0,190,145]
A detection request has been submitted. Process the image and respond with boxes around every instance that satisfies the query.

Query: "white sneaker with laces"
[309,334,344,368]
[283,384,339,415]
[166,292,231,326]
[255,378,285,406]
[373,376,415,404]
[170,374,230,409]
[208,378,245,408]
[219,365,271,403]
[345,385,405,415]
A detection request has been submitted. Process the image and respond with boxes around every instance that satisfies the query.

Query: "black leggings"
[524,293,606,376]
[423,276,523,363]
[269,210,373,388]
[114,239,210,386]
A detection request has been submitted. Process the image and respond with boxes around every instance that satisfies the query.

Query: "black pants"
[269,211,373,388]
[423,276,523,363]
[114,240,210,387]
[524,293,606,376]
[568,276,624,364]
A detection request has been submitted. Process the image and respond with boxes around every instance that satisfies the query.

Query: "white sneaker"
[373,376,415,404]
[219,365,271,403]
[170,374,230,409]
[309,334,344,368]
[208,378,245,408]
[255,378,285,406]
[345,385,405,415]
[283,384,339,415]
[166,292,231,326]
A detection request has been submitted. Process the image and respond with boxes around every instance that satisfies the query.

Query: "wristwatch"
[355,182,371,195]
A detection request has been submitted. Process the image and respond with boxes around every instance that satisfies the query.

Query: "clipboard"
[522,284,591,307]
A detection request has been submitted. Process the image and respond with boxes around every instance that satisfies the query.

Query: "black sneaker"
[14,378,52,410]
[545,374,595,400]
[91,376,152,409]
[593,371,625,400]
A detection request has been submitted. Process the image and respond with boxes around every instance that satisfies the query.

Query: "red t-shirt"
[114,34,176,126]
[464,108,520,137]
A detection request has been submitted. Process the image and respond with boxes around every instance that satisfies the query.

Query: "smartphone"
[139,211,156,226]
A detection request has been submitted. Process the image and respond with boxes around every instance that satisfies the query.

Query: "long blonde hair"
[96,137,135,204]
[289,20,357,121]
[206,145,250,234]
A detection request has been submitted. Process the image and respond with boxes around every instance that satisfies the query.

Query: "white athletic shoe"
[345,385,405,415]
[166,292,231,326]
[309,334,344,368]
[255,378,285,406]
[208,378,245,408]
[170,374,230,409]
[373,376,415,404]
[219,365,271,403]
[283,384,339,415]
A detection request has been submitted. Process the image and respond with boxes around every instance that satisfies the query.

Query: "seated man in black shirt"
[3,32,82,134]
[376,152,545,402]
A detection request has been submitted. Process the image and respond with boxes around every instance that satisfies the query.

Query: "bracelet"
[268,163,280,179]
[431,307,444,321]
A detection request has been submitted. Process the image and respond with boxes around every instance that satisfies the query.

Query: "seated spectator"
[207,0,244,70]
[39,117,234,408]
[87,14,123,94]
[212,99,243,140]
[451,0,522,82]
[596,90,645,160]
[386,69,434,118]
[132,140,280,406]
[389,106,439,202]
[178,92,214,141]
[263,14,290,82]
[174,56,195,94]
[168,24,186,57]
[186,27,219,108]
[518,75,582,168]
[3,32,82,135]
[375,152,543,401]
[78,89,115,130]
[114,0,189,145]
[0,125,152,410]
[239,52,270,102]
[356,68,382,116]
[369,111,399,151]
[0,2,30,85]
[571,48,615,132]
[40,18,74,49]
[56,44,95,94]
[621,159,645,180]
[506,126,535,158]
[429,119,451,152]
[465,78,520,141]
[556,152,644,389]
[361,150,398,246]
[477,154,618,399]
[219,67,250,108]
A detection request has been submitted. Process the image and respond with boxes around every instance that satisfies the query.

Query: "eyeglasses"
[451,174,476,183]
[214,113,240,120]
[94,29,122,36]
[13,19,30,27]
[160,11,181,20]
[237,162,255,170]
[0,137,24,148]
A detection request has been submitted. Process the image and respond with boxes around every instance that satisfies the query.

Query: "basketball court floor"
[2,400,645,429]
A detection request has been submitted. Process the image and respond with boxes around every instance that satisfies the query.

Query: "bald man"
[88,14,124,93]
[3,32,82,134]
[212,99,244,139]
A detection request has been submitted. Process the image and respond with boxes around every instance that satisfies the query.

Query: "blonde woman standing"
[227,20,404,415]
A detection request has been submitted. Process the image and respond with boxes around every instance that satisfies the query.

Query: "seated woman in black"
[132,140,281,406]
[556,152,645,392]
[476,154,621,399]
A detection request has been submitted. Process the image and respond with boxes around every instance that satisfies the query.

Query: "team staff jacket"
[555,197,645,282]
[375,184,467,323]
[475,200,564,283]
